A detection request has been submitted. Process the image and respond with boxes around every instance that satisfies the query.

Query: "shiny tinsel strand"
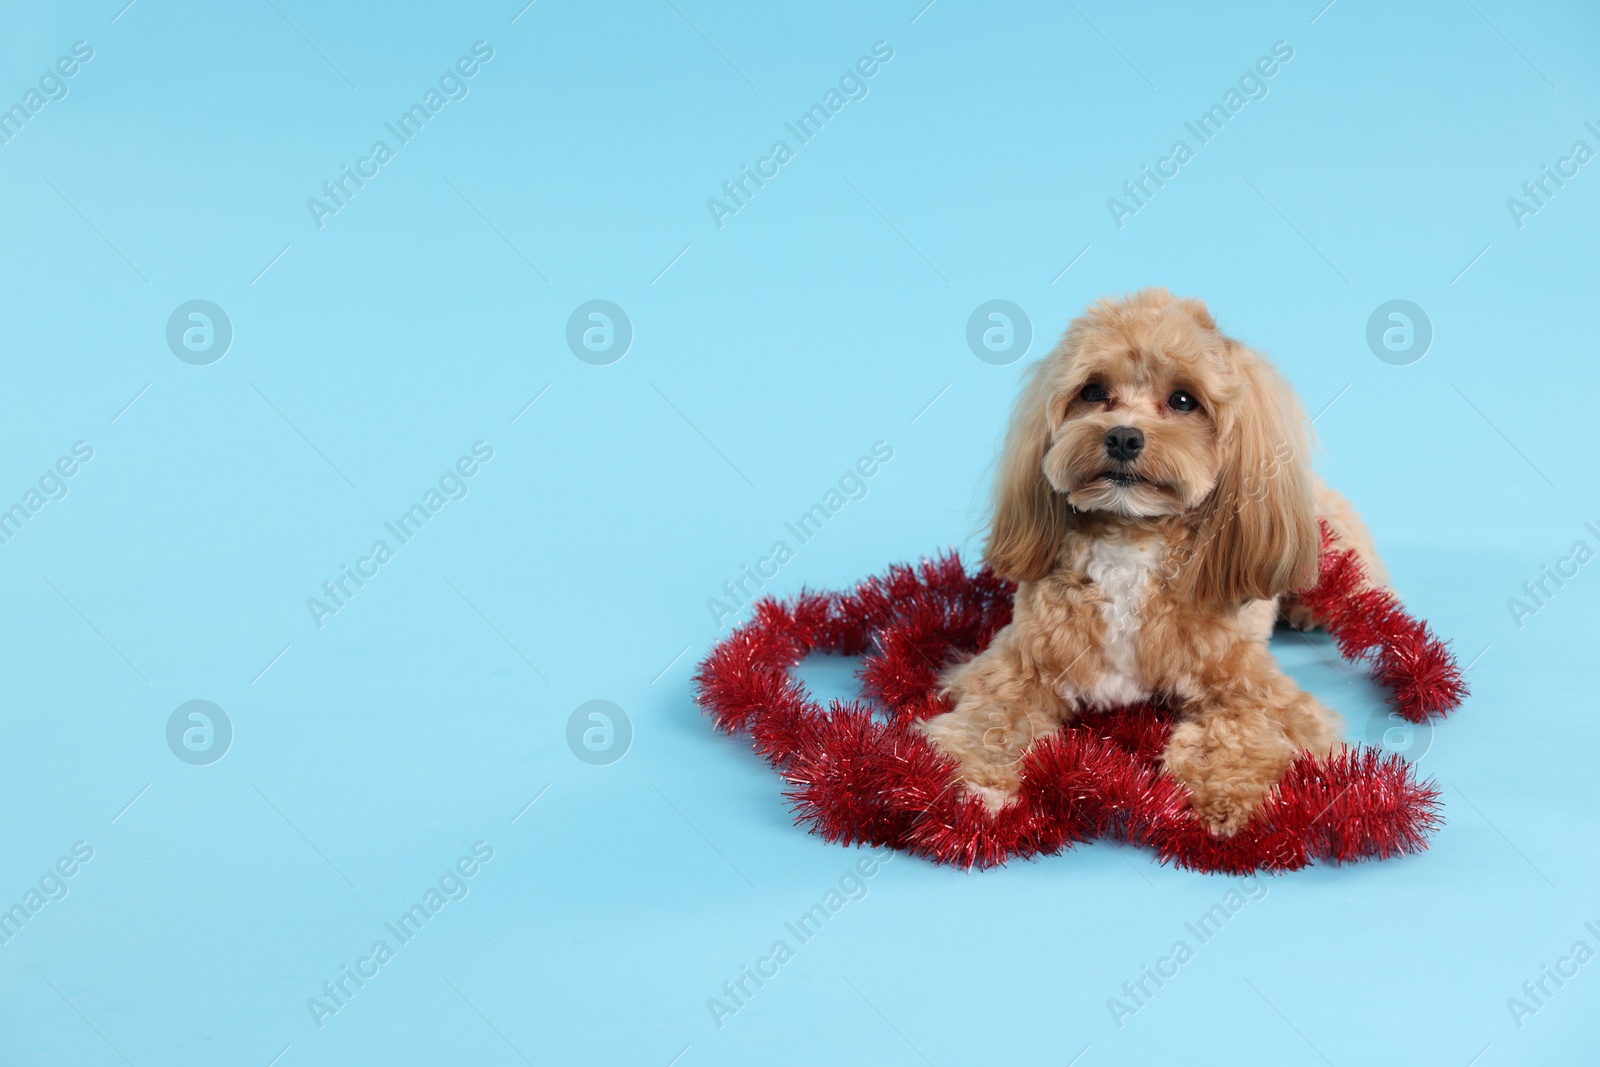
[692,530,1464,873]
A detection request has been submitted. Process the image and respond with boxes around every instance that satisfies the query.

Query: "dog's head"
[985,288,1318,606]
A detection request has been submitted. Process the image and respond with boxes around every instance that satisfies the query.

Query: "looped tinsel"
[693,523,1466,873]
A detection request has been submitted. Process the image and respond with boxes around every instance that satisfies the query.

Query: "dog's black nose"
[1103,426,1144,462]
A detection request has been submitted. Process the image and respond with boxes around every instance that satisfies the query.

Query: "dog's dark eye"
[1079,383,1109,403]
[1167,390,1199,413]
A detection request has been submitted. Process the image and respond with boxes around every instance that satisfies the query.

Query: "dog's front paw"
[1188,793,1260,837]
[917,703,1031,815]
[1280,597,1321,632]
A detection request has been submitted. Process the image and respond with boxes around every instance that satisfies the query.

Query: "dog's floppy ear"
[985,357,1072,582]
[1184,345,1318,607]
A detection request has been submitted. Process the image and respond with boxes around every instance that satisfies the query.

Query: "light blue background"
[0,0,1595,1063]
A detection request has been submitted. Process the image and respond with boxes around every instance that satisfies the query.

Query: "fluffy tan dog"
[918,288,1386,835]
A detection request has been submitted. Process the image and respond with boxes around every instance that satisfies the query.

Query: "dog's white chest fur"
[1061,536,1159,711]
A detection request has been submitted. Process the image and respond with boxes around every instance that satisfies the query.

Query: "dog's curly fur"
[917,288,1386,835]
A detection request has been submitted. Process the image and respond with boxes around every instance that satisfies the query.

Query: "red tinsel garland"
[693,524,1467,873]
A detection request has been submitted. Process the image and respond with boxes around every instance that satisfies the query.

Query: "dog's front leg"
[1161,641,1342,836]
[916,695,1058,812]
[916,627,1067,813]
